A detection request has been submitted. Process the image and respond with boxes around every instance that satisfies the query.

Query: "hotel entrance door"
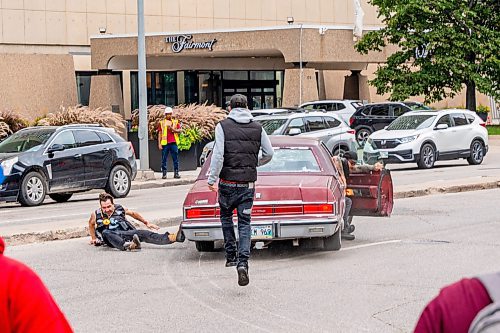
[223,82,277,110]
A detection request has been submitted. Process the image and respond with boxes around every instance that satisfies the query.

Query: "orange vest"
[160,119,180,145]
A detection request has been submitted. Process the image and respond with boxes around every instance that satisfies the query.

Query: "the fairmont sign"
[165,35,217,53]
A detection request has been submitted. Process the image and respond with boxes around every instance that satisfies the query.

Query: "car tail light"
[129,142,135,156]
[186,208,216,219]
[274,205,303,215]
[347,129,355,134]
[349,117,355,126]
[479,122,486,127]
[303,204,334,214]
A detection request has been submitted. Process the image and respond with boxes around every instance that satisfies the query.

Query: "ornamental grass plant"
[35,105,126,134]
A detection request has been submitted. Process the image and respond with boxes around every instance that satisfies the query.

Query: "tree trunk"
[466,80,476,111]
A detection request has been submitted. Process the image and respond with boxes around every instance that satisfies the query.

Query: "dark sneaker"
[237,265,249,286]
[225,254,238,267]
[124,234,142,250]
[175,224,185,243]
[345,224,355,234]
[174,173,181,179]
[341,230,355,241]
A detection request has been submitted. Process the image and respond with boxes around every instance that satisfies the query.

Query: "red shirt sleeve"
[0,256,73,333]
[414,277,492,333]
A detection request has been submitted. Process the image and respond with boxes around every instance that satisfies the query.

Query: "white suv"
[299,100,363,123]
[363,109,488,169]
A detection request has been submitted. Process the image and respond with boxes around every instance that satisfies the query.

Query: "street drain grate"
[404,239,451,245]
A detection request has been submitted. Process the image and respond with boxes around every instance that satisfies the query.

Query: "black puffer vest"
[219,118,262,182]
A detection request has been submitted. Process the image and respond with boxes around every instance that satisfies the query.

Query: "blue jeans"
[161,143,179,174]
[218,182,255,267]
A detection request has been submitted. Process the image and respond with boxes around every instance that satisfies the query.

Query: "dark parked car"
[349,102,412,145]
[0,124,137,206]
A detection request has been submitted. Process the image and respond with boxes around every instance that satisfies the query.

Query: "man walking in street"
[88,192,185,251]
[157,107,181,179]
[332,152,383,241]
[208,94,274,286]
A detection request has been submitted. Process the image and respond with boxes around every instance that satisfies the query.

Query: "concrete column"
[283,68,319,107]
[322,70,350,100]
[317,70,326,100]
[89,74,124,115]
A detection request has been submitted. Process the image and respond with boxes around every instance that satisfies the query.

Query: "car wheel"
[18,171,47,206]
[467,140,485,165]
[48,193,73,203]
[105,165,131,198]
[356,128,371,146]
[332,147,347,157]
[323,227,341,251]
[417,143,436,169]
[195,241,216,252]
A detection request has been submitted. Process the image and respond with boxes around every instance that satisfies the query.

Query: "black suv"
[349,102,412,145]
[0,124,137,206]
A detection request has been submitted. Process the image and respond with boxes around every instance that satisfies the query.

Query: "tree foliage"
[356,0,500,110]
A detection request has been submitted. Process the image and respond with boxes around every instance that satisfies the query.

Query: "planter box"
[128,132,199,172]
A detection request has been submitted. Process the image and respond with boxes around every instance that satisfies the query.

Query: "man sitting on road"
[88,192,185,251]
[332,152,384,241]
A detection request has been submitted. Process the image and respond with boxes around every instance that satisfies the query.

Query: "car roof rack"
[61,124,104,128]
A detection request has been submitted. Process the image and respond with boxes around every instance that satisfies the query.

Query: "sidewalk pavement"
[132,168,201,190]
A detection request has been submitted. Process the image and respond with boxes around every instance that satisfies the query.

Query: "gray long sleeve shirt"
[208,108,274,185]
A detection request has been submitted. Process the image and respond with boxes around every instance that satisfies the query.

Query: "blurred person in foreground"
[0,236,73,332]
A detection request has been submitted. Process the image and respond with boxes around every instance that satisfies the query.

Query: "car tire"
[195,241,216,252]
[18,171,47,207]
[467,140,485,165]
[332,147,348,157]
[323,227,341,251]
[105,165,131,198]
[417,143,436,169]
[48,193,73,203]
[355,128,372,146]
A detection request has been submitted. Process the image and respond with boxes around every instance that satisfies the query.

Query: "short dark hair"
[230,94,248,108]
[343,151,355,161]
[99,192,114,204]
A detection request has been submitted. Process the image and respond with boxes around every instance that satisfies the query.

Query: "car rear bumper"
[182,219,340,242]
[0,173,21,202]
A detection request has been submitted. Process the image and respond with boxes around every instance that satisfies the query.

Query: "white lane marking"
[342,239,402,251]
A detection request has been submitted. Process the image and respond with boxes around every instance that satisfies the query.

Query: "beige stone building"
[0,0,488,120]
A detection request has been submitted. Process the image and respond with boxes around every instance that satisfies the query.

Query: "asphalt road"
[1,140,499,237]
[6,189,500,332]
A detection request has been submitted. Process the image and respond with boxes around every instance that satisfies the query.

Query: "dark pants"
[102,229,172,251]
[218,182,255,267]
[161,143,179,174]
[343,196,353,230]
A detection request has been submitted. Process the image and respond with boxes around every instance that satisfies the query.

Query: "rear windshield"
[0,128,55,153]
[256,118,288,135]
[258,148,321,173]
[386,114,436,130]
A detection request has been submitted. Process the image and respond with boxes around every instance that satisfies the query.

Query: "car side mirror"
[288,128,302,136]
[47,143,65,154]
[435,124,448,130]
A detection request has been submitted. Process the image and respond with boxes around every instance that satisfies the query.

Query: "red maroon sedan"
[182,136,393,252]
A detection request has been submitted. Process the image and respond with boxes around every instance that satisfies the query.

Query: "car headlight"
[0,157,19,176]
[398,135,419,144]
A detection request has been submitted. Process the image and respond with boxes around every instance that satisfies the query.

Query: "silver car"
[199,112,358,165]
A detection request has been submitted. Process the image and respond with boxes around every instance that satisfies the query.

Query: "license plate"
[380,151,389,158]
[251,225,273,239]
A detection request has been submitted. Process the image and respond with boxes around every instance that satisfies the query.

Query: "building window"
[131,71,177,110]
[76,71,95,106]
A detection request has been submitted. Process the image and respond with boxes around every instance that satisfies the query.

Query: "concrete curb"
[131,178,196,190]
[4,216,182,247]
[6,180,500,246]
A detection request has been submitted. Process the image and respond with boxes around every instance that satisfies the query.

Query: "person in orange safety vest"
[157,107,181,179]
